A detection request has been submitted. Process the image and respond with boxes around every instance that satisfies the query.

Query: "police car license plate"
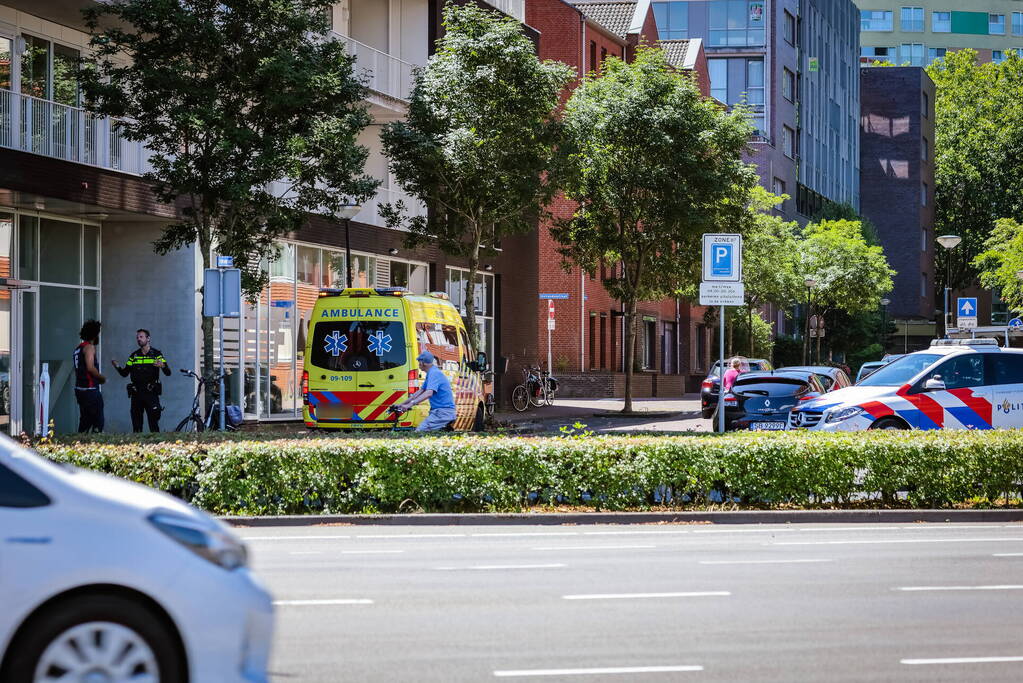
[750,421,786,431]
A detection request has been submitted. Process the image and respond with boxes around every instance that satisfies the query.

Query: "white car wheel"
[34,621,160,683]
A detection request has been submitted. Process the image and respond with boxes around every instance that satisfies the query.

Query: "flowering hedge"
[35,431,1023,515]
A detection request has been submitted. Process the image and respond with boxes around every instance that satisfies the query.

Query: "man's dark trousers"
[75,388,104,433]
[131,390,162,432]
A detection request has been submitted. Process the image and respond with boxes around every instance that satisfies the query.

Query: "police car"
[790,339,1023,431]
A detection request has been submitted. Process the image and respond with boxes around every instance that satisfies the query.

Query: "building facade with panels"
[856,1,1023,65]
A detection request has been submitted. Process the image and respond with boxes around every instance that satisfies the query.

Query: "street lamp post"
[804,277,817,365]
[336,204,362,288]
[880,297,891,352]
[936,234,962,335]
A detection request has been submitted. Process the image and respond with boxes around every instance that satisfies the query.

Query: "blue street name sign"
[539,293,570,300]
[216,255,234,268]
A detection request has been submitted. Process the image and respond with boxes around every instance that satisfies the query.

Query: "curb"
[221,509,1023,527]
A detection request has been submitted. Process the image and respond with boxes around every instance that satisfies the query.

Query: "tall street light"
[336,203,362,288]
[880,297,891,352]
[936,234,961,335]
[804,277,817,365]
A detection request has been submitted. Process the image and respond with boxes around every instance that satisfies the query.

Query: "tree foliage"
[381,3,572,348]
[552,47,758,410]
[80,0,378,405]
[927,50,1023,290]
[799,219,895,318]
[974,218,1023,315]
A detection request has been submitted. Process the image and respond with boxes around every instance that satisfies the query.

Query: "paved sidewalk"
[495,396,709,434]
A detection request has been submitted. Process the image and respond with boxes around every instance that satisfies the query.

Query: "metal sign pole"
[717,305,725,433]
[219,313,226,431]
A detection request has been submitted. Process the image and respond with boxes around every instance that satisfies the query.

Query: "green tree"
[80,0,378,406]
[381,3,572,349]
[974,218,1023,315]
[928,50,1023,291]
[741,187,802,356]
[799,219,895,361]
[552,48,758,411]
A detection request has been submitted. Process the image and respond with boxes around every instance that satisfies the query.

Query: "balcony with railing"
[0,89,151,175]
[483,0,525,21]
[334,33,416,103]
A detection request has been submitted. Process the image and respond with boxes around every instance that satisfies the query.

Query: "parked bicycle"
[175,369,236,432]
[511,364,558,412]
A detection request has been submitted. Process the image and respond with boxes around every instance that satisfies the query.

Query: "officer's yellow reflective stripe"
[127,357,158,365]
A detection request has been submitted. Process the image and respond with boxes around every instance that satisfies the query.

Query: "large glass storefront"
[445,266,495,361]
[218,240,429,419]
[0,211,100,435]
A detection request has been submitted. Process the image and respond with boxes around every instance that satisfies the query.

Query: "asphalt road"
[242,523,1023,682]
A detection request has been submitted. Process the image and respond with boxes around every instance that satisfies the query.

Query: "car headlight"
[826,406,864,423]
[148,512,248,570]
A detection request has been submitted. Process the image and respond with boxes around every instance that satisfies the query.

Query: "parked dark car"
[779,365,852,392]
[712,371,827,432]
[700,357,774,419]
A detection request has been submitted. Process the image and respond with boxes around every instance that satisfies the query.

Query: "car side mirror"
[476,352,488,372]
[923,377,946,391]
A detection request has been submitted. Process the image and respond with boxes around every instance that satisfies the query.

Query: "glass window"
[922,182,927,206]
[296,246,321,287]
[783,10,795,45]
[859,353,942,387]
[860,10,893,32]
[993,50,1006,64]
[782,68,794,101]
[53,44,80,107]
[925,354,985,390]
[708,1,765,47]
[0,37,12,91]
[324,250,346,287]
[0,463,51,508]
[928,47,946,64]
[900,43,924,67]
[900,7,923,32]
[40,285,82,432]
[989,354,1023,385]
[21,34,49,99]
[782,126,795,158]
[921,272,927,297]
[1014,12,1023,36]
[310,320,407,372]
[933,11,951,33]
[83,225,98,287]
[990,13,1005,35]
[922,91,929,118]
[39,218,81,285]
[921,228,927,252]
[861,46,893,61]
[746,59,764,106]
[708,58,727,103]
[416,322,460,364]
[922,137,928,161]
[351,254,376,288]
[652,1,689,40]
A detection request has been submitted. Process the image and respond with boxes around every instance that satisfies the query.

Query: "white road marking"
[698,559,832,565]
[993,553,1023,557]
[289,551,325,556]
[472,564,567,570]
[563,592,730,600]
[772,537,1023,546]
[798,526,902,532]
[340,550,405,555]
[895,585,1023,592]
[692,528,794,534]
[273,599,374,606]
[582,530,690,536]
[471,532,580,537]
[241,535,350,540]
[533,545,657,551]
[901,656,1023,665]
[494,665,702,677]
[355,533,465,539]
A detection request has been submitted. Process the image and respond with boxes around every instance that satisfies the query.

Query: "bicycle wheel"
[528,380,545,408]
[511,385,530,412]
[543,377,556,406]
[174,415,203,432]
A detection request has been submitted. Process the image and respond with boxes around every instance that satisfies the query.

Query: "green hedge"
[35,431,1023,515]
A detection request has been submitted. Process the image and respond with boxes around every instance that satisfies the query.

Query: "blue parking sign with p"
[711,244,732,276]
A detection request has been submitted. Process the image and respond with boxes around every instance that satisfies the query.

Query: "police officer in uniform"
[112,329,171,432]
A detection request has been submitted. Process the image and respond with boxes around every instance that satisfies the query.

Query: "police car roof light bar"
[929,338,999,347]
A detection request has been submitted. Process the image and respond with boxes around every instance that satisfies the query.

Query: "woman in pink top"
[722,357,743,392]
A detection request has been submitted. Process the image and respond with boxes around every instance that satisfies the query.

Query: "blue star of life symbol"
[368,331,392,356]
[323,331,348,356]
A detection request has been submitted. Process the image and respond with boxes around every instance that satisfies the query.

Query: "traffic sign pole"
[700,234,743,435]
[718,305,725,434]
[547,300,555,374]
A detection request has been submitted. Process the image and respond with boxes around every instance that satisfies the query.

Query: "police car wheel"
[871,417,907,431]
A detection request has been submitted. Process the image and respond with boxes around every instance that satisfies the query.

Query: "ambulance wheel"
[473,404,486,432]
[871,417,908,430]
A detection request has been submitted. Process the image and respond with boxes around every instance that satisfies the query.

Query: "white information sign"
[958,317,978,329]
[702,234,743,282]
[699,281,745,307]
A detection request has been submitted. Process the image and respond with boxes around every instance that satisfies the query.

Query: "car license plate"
[750,421,786,431]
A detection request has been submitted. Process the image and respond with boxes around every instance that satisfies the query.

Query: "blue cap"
[416,351,435,364]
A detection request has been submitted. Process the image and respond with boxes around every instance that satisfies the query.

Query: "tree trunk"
[463,233,481,354]
[748,307,755,357]
[623,298,638,413]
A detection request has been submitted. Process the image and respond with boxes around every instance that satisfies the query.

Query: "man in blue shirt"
[394,352,457,432]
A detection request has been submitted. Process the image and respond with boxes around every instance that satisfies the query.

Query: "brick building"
[503,0,715,398]
[859,66,937,349]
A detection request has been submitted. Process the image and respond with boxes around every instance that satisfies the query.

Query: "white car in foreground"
[0,435,273,682]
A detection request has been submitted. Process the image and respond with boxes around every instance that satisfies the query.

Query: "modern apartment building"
[0,0,523,434]
[651,0,861,222]
[856,1,1023,65]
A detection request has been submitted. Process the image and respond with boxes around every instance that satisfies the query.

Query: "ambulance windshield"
[857,353,941,387]
[310,321,406,371]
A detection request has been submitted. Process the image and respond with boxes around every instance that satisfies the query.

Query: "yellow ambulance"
[302,287,492,431]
